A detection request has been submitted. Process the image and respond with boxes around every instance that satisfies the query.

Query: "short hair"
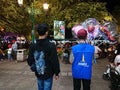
[36,23,48,35]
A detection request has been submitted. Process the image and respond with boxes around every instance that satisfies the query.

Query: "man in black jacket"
[27,23,60,90]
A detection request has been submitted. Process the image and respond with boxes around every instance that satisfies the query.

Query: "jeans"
[73,78,91,90]
[37,77,53,90]
[8,54,12,60]
[0,54,3,60]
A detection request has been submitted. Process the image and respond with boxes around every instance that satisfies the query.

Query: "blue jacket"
[72,43,94,80]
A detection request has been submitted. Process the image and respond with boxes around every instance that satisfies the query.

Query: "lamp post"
[43,3,49,23]
[18,0,35,43]
[18,1,49,43]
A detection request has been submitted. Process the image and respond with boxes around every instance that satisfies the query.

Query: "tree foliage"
[45,1,109,28]
[0,0,119,39]
[0,0,31,36]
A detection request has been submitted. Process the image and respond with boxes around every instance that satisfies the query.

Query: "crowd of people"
[0,40,30,61]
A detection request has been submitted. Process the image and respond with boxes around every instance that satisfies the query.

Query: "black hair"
[78,36,87,40]
[36,23,48,36]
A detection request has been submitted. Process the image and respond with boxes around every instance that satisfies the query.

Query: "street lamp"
[43,3,49,10]
[18,0,23,6]
[18,0,35,43]
[43,3,49,23]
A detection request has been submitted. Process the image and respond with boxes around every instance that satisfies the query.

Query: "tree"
[0,0,31,38]
[47,1,109,27]
[0,0,119,40]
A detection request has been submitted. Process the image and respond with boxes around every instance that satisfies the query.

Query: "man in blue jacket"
[70,29,95,90]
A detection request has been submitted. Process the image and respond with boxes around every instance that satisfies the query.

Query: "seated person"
[103,49,120,79]
[114,53,120,74]
[107,46,116,63]
[62,47,70,64]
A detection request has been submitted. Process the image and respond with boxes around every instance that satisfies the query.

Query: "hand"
[54,75,59,80]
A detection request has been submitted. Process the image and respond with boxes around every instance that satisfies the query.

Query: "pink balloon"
[88,25,95,33]
[72,25,85,34]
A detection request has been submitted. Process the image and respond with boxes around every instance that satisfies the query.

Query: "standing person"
[94,45,102,58]
[27,23,60,90]
[12,40,18,60]
[0,48,4,61]
[7,44,12,61]
[94,45,102,63]
[70,29,95,90]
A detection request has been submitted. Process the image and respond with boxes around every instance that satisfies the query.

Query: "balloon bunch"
[72,18,118,42]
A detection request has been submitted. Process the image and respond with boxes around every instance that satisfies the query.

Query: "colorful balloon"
[81,18,99,28]
[88,25,95,33]
[72,18,118,43]
[72,24,85,38]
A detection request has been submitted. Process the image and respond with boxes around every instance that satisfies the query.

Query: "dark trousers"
[0,54,3,60]
[12,51,17,60]
[73,78,91,90]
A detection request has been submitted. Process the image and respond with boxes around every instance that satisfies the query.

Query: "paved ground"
[0,58,110,90]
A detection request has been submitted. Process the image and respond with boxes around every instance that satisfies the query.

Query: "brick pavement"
[0,58,110,90]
